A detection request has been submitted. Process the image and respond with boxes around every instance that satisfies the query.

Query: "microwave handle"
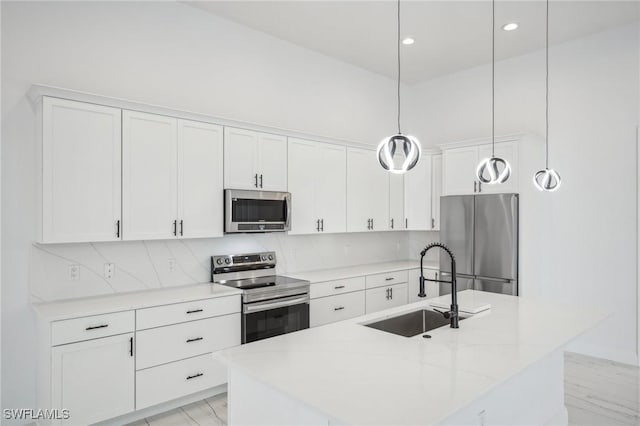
[284,194,292,230]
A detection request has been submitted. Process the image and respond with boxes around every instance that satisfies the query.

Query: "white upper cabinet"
[431,154,442,230]
[389,174,405,230]
[347,148,389,232]
[403,155,432,231]
[41,97,122,243]
[442,141,518,195]
[288,138,346,234]
[224,127,287,191]
[123,111,178,240]
[178,120,224,239]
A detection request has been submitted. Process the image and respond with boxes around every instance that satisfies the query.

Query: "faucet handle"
[433,308,453,320]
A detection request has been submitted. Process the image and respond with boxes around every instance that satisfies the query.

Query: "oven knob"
[216,258,223,265]
[224,258,231,265]
[268,255,274,261]
[261,255,267,261]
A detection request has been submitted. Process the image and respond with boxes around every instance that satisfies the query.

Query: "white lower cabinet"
[365,283,408,314]
[51,333,134,425]
[310,291,366,327]
[136,353,226,410]
[408,268,439,304]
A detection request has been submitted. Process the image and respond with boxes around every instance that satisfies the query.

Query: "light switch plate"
[69,264,80,281]
[168,258,176,272]
[104,263,115,279]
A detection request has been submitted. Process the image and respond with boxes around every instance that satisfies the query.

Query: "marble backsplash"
[30,231,439,302]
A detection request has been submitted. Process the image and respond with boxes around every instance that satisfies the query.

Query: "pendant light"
[533,0,562,192]
[377,0,421,174]
[476,0,511,185]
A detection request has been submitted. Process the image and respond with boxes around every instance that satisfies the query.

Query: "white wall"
[0,0,421,420]
[410,23,640,364]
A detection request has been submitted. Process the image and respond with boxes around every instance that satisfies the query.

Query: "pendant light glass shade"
[476,155,511,184]
[534,0,562,192]
[476,0,511,185]
[377,134,421,174]
[378,0,421,174]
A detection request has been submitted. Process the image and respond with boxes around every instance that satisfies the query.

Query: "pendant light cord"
[491,0,495,157]
[545,0,550,169]
[397,0,402,134]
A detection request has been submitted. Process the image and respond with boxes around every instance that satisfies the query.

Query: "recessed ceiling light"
[501,22,519,31]
[402,37,415,45]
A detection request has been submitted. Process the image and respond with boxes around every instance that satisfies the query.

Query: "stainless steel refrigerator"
[439,194,518,296]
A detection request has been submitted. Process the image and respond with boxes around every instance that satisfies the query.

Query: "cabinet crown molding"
[437,133,529,151]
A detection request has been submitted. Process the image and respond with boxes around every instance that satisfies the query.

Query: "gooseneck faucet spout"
[418,242,459,329]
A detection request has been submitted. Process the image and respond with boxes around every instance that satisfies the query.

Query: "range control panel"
[211,251,276,275]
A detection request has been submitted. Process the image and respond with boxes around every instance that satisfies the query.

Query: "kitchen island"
[216,290,606,425]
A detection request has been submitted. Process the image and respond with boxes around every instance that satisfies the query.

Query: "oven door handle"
[244,294,309,314]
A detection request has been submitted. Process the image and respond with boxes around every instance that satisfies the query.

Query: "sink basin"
[364,309,466,337]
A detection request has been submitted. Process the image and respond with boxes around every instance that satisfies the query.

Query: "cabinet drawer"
[136,295,240,330]
[51,311,134,346]
[310,291,365,327]
[136,313,240,370]
[365,270,409,289]
[136,353,226,410]
[310,277,365,299]
[365,283,408,314]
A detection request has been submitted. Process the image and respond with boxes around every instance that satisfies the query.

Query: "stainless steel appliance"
[224,189,291,233]
[211,251,309,343]
[439,193,518,296]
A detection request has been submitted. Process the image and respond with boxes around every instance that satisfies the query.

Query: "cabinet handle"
[316,219,320,232]
[386,288,390,300]
[406,218,408,228]
[474,181,477,193]
[129,336,133,357]
[186,373,204,381]
[186,309,203,314]
[334,285,345,289]
[320,219,324,232]
[186,337,204,343]
[432,218,435,229]
[254,173,258,188]
[366,219,370,230]
[385,277,394,281]
[85,324,108,331]
[371,218,374,230]
[180,220,184,236]
[334,306,345,311]
[390,287,393,299]
[115,220,120,238]
[479,181,482,192]
[390,218,394,229]
[173,220,177,236]
[260,174,263,188]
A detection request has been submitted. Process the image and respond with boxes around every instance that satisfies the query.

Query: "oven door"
[225,189,291,233]
[242,293,310,344]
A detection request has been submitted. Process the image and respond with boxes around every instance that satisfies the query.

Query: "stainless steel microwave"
[224,189,291,233]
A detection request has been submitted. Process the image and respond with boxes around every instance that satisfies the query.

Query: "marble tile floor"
[127,352,639,426]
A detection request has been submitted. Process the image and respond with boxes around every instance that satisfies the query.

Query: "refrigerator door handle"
[474,276,513,283]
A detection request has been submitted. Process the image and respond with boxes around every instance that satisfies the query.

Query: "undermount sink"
[364,309,467,337]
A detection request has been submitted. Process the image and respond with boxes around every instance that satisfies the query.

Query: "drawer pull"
[186,309,203,314]
[85,324,109,331]
[334,285,345,289]
[334,307,345,311]
[385,277,395,281]
[186,373,204,380]
[186,337,204,343]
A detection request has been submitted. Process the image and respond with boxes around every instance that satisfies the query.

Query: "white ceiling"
[188,1,639,84]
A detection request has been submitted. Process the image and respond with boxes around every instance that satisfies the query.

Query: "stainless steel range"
[211,251,310,344]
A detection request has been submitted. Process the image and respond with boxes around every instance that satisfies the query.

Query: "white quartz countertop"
[285,259,438,283]
[32,283,242,321]
[216,290,607,425]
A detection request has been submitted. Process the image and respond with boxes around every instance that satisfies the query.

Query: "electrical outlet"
[104,263,115,279]
[69,264,80,281]
[168,258,176,272]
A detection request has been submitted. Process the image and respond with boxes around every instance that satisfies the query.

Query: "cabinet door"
[431,155,442,230]
[369,154,390,232]
[389,174,405,230]
[476,142,518,194]
[365,283,408,313]
[287,138,318,235]
[442,146,479,195]
[317,143,347,234]
[407,269,439,304]
[258,133,288,191]
[224,127,258,190]
[404,155,432,230]
[51,333,134,425]
[177,120,223,239]
[346,148,373,232]
[122,111,178,240]
[41,97,121,243]
[310,291,365,327]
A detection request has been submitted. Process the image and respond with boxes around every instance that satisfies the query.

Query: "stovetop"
[214,275,310,303]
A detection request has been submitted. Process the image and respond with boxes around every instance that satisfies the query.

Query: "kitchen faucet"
[418,243,459,329]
